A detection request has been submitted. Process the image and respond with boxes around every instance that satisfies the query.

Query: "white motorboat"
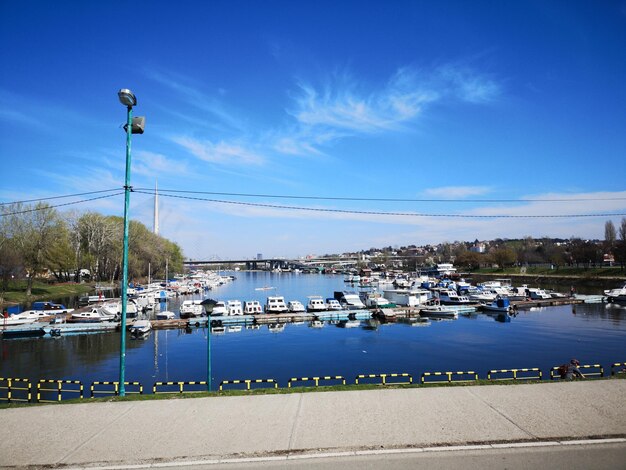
[309,320,324,328]
[481,296,512,313]
[211,301,228,316]
[604,283,626,303]
[156,310,176,320]
[265,296,288,313]
[306,296,327,312]
[325,298,344,311]
[2,315,37,326]
[227,300,243,316]
[70,308,116,323]
[244,300,263,314]
[434,289,471,305]
[179,300,203,318]
[130,319,152,337]
[334,291,366,309]
[360,291,394,308]
[526,288,551,300]
[383,289,430,307]
[6,310,52,322]
[287,300,306,313]
[419,305,458,319]
[101,299,139,318]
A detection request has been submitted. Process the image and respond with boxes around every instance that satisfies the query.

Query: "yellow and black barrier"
[421,371,478,384]
[550,364,604,380]
[487,368,542,381]
[355,373,413,386]
[219,379,278,391]
[287,376,346,388]
[153,381,208,394]
[90,381,143,397]
[0,377,31,403]
[37,379,83,402]
[611,363,626,376]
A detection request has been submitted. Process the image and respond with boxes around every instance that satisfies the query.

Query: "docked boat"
[337,319,361,328]
[333,291,366,309]
[265,296,288,313]
[129,319,152,337]
[29,301,74,314]
[309,320,324,328]
[360,291,394,308]
[226,300,243,316]
[325,298,344,311]
[100,299,139,319]
[306,296,327,312]
[287,300,306,313]
[481,296,512,313]
[70,308,116,323]
[419,304,458,318]
[179,300,204,318]
[433,288,471,305]
[604,283,626,303]
[383,289,430,307]
[156,310,176,320]
[526,288,551,300]
[2,315,37,326]
[243,300,263,314]
[211,301,228,316]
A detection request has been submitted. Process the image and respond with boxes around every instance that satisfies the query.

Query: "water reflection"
[3,274,626,390]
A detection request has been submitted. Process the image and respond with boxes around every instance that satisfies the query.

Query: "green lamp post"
[117,88,141,396]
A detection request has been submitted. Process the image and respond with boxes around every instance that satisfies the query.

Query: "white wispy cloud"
[422,186,492,199]
[437,66,500,104]
[171,136,265,166]
[145,69,245,131]
[289,70,439,134]
[287,66,500,140]
[133,150,190,177]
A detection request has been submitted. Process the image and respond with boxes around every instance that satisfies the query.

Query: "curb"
[59,437,626,469]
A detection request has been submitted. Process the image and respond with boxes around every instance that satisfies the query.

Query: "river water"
[1,272,625,391]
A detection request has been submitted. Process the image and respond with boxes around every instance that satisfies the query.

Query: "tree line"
[358,219,626,271]
[0,203,184,296]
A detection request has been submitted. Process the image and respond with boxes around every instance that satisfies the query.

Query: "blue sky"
[1,1,625,259]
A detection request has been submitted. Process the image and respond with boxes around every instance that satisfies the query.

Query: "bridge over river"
[184,257,361,271]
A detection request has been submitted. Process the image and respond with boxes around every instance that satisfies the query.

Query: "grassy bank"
[470,266,625,278]
[2,375,624,409]
[0,280,93,309]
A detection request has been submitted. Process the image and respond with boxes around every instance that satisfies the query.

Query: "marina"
[1,271,626,395]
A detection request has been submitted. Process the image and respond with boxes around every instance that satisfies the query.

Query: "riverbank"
[0,280,93,310]
[1,379,624,468]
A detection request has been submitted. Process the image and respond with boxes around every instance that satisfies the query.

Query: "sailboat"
[156,259,176,320]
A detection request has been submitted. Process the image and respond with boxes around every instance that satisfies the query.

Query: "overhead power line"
[133,190,626,219]
[0,192,124,216]
[0,189,121,206]
[134,187,626,203]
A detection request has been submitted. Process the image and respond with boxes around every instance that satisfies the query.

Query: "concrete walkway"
[1,380,625,468]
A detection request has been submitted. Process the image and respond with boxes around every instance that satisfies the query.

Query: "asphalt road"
[151,442,626,470]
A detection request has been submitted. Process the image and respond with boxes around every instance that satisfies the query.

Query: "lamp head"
[118,89,137,107]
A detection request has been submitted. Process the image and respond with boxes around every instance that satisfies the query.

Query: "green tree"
[491,247,516,269]
[9,203,63,295]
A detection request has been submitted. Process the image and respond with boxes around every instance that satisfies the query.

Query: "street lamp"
[117,88,144,396]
